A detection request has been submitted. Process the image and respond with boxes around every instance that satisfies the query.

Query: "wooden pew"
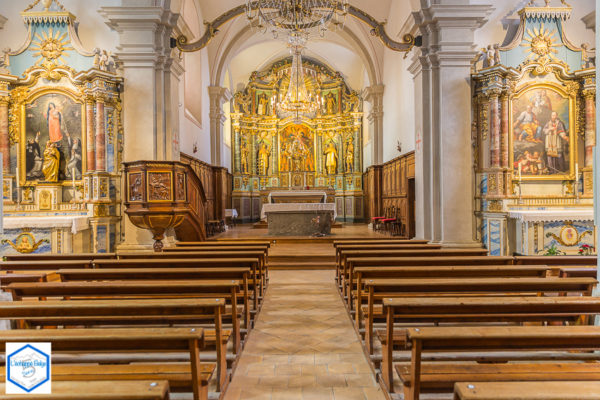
[0,273,49,284]
[0,299,226,392]
[0,328,209,400]
[2,253,116,261]
[381,296,600,392]
[334,244,442,284]
[514,255,597,266]
[0,381,171,400]
[5,280,242,355]
[352,265,551,327]
[404,326,600,400]
[560,267,597,278]
[93,258,262,310]
[332,240,429,246]
[115,252,268,299]
[176,241,271,248]
[454,381,600,400]
[342,255,514,301]
[57,267,252,330]
[0,260,92,272]
[362,277,597,354]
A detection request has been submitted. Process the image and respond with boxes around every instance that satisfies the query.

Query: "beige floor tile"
[327,362,356,374]
[271,388,303,400]
[316,374,348,388]
[344,374,378,388]
[275,363,303,376]
[287,375,317,388]
[333,387,367,400]
[302,387,335,400]
[259,376,289,388]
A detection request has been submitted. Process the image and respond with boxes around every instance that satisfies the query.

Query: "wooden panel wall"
[181,153,232,221]
[363,151,415,238]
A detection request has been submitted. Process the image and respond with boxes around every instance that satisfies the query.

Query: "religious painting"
[278,125,315,172]
[22,92,85,184]
[510,85,574,180]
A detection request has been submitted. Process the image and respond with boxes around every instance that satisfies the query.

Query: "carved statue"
[280,143,291,172]
[240,140,250,174]
[345,139,354,173]
[257,93,269,115]
[324,141,338,175]
[257,142,270,175]
[41,141,60,182]
[0,48,10,72]
[325,92,337,115]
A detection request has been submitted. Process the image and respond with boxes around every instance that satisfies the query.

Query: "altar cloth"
[267,191,327,203]
[508,209,594,223]
[2,216,90,234]
[261,203,336,220]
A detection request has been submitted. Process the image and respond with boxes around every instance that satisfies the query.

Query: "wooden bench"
[403,325,600,400]
[5,279,242,355]
[381,296,600,392]
[57,267,252,330]
[362,277,597,354]
[352,265,551,327]
[0,328,210,400]
[0,299,226,393]
[177,241,271,248]
[114,253,268,300]
[514,255,597,266]
[0,260,92,272]
[343,256,515,302]
[0,273,49,284]
[92,258,263,310]
[559,267,597,278]
[2,253,116,261]
[453,381,600,400]
[0,380,171,400]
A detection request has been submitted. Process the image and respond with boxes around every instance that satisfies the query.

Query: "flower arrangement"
[578,244,595,256]
[543,243,565,256]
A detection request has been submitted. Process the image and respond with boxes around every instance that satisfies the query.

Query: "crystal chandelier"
[275,34,319,122]
[246,0,349,38]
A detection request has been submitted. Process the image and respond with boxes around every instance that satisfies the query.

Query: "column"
[488,89,501,168]
[208,86,232,167]
[0,96,9,172]
[584,89,596,167]
[413,0,493,246]
[500,93,510,169]
[95,95,106,171]
[85,98,95,171]
[365,84,384,165]
[101,1,179,250]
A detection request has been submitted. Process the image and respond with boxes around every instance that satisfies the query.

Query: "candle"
[518,163,522,182]
[575,163,579,180]
[72,168,76,200]
[15,166,19,188]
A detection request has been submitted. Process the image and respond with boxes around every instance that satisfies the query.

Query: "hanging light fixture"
[276,33,320,123]
[246,0,349,39]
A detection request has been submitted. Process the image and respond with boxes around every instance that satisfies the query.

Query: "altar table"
[267,190,327,204]
[262,203,336,236]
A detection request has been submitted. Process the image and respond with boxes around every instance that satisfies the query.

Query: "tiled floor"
[223,270,386,400]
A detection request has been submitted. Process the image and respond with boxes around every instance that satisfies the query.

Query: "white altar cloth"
[508,209,594,223]
[261,203,336,220]
[267,191,327,203]
[2,216,90,234]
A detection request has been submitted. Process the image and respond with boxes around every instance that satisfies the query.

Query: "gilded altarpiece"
[472,1,595,255]
[0,0,122,254]
[231,57,364,222]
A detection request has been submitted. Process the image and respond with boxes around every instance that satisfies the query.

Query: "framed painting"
[510,84,575,180]
[20,90,86,185]
[278,124,315,173]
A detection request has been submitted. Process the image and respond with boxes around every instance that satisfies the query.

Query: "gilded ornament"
[31,27,73,66]
[488,200,503,212]
[546,222,591,247]
[1,231,49,254]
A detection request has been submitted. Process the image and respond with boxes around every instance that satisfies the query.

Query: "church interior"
[0,0,598,399]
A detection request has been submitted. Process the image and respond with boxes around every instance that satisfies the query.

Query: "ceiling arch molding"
[210,23,381,90]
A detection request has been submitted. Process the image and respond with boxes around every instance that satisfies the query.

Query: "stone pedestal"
[267,210,333,236]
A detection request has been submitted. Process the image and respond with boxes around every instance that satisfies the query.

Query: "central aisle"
[224,270,385,400]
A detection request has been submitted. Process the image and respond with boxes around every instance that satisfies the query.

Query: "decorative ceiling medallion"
[31,27,73,65]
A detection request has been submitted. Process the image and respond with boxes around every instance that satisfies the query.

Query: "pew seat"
[454,381,600,400]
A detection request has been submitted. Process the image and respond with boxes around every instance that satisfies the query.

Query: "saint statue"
[280,143,291,172]
[325,92,337,115]
[41,141,60,182]
[257,143,270,176]
[240,141,249,174]
[345,140,354,173]
[324,141,338,175]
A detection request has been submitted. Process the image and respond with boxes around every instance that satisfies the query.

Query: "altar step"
[252,221,343,229]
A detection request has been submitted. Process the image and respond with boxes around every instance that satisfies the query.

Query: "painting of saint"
[511,87,571,177]
[279,125,315,173]
[24,93,83,182]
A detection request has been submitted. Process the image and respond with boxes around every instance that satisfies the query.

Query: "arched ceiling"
[188,0,422,90]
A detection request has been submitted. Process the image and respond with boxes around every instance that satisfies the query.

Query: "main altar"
[472,1,596,256]
[230,57,364,223]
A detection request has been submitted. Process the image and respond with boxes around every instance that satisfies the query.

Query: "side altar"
[472,1,596,256]
[231,57,364,223]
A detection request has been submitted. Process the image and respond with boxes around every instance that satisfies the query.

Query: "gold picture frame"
[18,87,87,187]
[509,82,576,181]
